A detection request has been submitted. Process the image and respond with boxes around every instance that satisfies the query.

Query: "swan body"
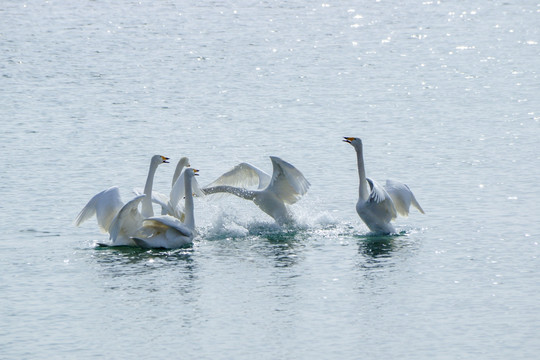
[108,195,146,246]
[133,168,199,249]
[132,215,194,249]
[202,156,310,225]
[344,137,424,234]
[75,155,170,246]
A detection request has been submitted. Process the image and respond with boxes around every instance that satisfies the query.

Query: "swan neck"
[142,161,158,218]
[184,174,195,230]
[355,143,369,201]
[172,164,185,188]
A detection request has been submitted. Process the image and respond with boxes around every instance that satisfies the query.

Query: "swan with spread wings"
[202,156,310,225]
[344,137,424,234]
[74,155,170,246]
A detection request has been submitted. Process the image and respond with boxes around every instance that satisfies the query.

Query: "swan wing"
[366,178,386,204]
[367,178,398,219]
[169,172,186,209]
[384,179,425,216]
[204,162,271,190]
[168,172,205,219]
[108,195,145,242]
[266,156,310,204]
[74,186,123,233]
[170,170,205,207]
[142,215,193,237]
[191,176,206,197]
[202,185,256,200]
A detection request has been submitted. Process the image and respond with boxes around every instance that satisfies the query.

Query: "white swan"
[134,156,193,219]
[202,156,310,225]
[344,137,424,234]
[75,155,170,246]
[132,168,199,249]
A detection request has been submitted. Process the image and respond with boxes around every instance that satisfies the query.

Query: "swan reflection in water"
[92,245,196,278]
[356,231,416,264]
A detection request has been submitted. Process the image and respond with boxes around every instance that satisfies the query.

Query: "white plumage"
[202,156,310,225]
[344,137,424,234]
[132,168,199,249]
[75,155,169,246]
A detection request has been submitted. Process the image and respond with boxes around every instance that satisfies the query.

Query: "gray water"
[1,0,539,358]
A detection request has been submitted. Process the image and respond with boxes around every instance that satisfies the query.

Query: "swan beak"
[193,169,200,176]
[343,137,354,143]
[161,156,170,163]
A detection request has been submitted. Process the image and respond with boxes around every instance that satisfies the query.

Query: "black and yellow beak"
[193,169,200,176]
[161,156,170,163]
[343,137,355,143]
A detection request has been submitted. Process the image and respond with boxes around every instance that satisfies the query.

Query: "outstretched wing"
[266,156,310,204]
[202,185,256,200]
[384,179,425,216]
[204,162,271,190]
[74,186,123,233]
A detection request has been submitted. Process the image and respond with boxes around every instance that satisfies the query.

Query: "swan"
[134,156,204,220]
[74,155,170,246]
[134,156,189,219]
[344,137,424,234]
[132,168,199,249]
[202,156,310,225]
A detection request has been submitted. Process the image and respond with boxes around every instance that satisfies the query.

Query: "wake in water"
[198,204,423,243]
[200,207,338,242]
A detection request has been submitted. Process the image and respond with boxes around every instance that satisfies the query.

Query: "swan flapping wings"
[266,156,310,204]
[203,156,310,203]
[201,156,310,224]
[204,162,272,190]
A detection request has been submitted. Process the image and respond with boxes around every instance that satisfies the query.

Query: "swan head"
[343,137,362,147]
[178,157,190,168]
[185,168,199,178]
[151,155,170,165]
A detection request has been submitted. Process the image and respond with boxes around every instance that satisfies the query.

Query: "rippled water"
[1,1,539,358]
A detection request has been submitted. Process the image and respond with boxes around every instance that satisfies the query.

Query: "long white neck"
[354,143,370,201]
[141,161,159,218]
[172,163,185,188]
[183,174,195,230]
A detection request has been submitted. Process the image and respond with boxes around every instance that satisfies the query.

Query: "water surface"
[1,1,539,358]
